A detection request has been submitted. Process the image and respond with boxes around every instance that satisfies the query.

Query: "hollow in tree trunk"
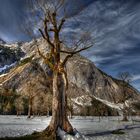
[46,72,73,134]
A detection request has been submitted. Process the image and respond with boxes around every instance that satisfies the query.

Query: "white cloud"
[132,74,140,81]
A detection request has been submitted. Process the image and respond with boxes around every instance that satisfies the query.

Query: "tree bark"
[47,72,73,133]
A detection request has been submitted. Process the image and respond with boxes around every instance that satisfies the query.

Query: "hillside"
[0,38,140,116]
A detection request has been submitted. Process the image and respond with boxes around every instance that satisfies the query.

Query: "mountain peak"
[0,38,6,44]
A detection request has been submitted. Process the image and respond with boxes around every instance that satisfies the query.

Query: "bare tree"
[67,98,74,119]
[22,73,46,118]
[14,97,24,116]
[117,72,132,121]
[22,80,37,118]
[23,0,94,137]
[0,87,20,115]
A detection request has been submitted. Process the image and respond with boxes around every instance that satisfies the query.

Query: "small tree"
[132,101,140,115]
[14,97,24,116]
[67,98,74,119]
[91,98,102,121]
[0,87,19,115]
[22,74,46,118]
[117,72,132,121]
[22,81,36,118]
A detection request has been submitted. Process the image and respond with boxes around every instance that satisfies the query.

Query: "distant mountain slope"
[0,44,24,74]
[0,38,139,115]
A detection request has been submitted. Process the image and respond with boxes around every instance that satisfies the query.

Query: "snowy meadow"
[0,116,140,140]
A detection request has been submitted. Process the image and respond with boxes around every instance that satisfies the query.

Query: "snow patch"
[57,127,88,140]
[72,94,124,111]
[0,73,7,78]
[0,116,140,139]
[93,96,123,110]
[112,83,119,91]
[0,62,16,73]
[72,95,92,106]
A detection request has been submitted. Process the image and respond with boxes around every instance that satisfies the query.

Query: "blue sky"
[0,0,140,91]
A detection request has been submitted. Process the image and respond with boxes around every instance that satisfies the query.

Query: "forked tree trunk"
[47,72,73,133]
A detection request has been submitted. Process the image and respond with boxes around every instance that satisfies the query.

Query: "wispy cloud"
[132,74,140,81]
[64,0,140,91]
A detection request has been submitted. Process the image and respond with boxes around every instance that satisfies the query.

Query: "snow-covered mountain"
[0,38,6,44]
[0,38,139,115]
[0,43,24,74]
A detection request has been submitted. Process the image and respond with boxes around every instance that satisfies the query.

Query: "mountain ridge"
[0,38,140,116]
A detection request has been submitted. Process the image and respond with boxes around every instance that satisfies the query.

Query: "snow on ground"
[0,116,140,140]
[0,115,50,138]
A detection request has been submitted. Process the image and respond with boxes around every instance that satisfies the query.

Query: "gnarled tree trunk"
[47,72,73,133]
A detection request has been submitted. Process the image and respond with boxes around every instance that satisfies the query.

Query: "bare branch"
[61,43,93,66]
[58,18,65,31]
[51,12,58,30]
[39,26,54,48]
[39,28,47,40]
[43,19,55,48]
[61,44,93,55]
[37,46,47,60]
[61,54,73,67]
[47,11,53,24]
[37,46,54,70]
[55,0,65,12]
[118,72,132,83]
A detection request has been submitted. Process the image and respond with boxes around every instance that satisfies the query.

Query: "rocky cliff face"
[0,38,139,115]
[0,43,24,74]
